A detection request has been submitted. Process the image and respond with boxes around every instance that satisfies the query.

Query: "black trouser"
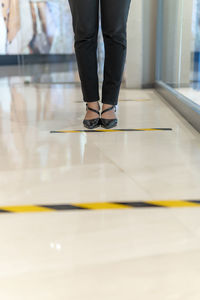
[68,0,131,105]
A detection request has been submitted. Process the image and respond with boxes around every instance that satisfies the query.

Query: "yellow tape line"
[0,200,200,213]
[0,205,54,213]
[73,202,129,210]
[147,200,200,207]
[119,99,151,101]
[51,128,167,133]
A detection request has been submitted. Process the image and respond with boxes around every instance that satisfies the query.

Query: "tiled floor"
[176,87,200,106]
[0,79,200,299]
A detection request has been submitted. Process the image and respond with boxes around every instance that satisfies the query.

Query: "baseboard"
[155,80,200,133]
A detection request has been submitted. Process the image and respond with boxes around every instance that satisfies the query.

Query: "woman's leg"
[68,0,100,103]
[101,0,131,106]
[37,2,56,46]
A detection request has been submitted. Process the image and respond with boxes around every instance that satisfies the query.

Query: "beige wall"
[125,0,143,88]
[125,0,158,88]
[125,0,194,88]
[159,0,193,86]
[142,0,158,88]
[180,0,194,85]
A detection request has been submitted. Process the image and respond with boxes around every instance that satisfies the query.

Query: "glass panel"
[189,0,200,98]
[0,0,105,85]
[157,0,183,87]
[157,0,200,107]
[0,0,22,83]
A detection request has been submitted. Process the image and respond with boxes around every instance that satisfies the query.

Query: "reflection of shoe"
[29,33,51,54]
[29,35,40,54]
[101,105,118,129]
[83,102,101,129]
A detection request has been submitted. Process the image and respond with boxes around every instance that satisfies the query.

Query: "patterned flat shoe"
[83,102,101,129]
[101,105,118,129]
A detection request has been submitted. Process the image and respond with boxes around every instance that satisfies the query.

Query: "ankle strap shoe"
[101,105,118,129]
[83,102,101,129]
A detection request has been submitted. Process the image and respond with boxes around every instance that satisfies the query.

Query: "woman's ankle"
[102,103,116,108]
[87,101,100,109]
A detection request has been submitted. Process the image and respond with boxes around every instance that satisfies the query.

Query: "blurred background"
[1,2,200,299]
[157,0,200,106]
[0,0,200,107]
[0,0,104,84]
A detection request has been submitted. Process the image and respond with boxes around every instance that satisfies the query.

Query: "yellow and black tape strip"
[0,200,200,214]
[119,99,151,102]
[50,128,172,133]
[75,99,151,103]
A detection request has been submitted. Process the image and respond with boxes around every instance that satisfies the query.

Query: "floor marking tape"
[0,200,200,214]
[0,205,54,213]
[119,99,151,102]
[147,200,200,207]
[72,202,129,210]
[50,128,173,133]
[75,99,151,103]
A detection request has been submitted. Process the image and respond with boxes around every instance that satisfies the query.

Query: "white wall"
[125,0,194,88]
[142,0,158,87]
[180,0,194,85]
[159,0,193,86]
[125,0,143,88]
[125,0,158,88]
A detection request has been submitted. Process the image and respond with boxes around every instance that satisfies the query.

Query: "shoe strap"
[101,105,116,115]
[86,103,100,115]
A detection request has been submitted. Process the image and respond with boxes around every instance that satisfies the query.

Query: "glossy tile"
[0,210,200,300]
[176,87,200,106]
[0,81,200,300]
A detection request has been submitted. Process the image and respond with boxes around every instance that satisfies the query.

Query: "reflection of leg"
[30,3,37,35]
[29,3,39,53]
[43,89,53,120]
[29,2,54,53]
[37,2,56,46]
[11,87,27,123]
[36,87,42,122]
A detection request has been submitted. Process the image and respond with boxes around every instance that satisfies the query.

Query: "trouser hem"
[101,99,118,105]
[83,98,100,102]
